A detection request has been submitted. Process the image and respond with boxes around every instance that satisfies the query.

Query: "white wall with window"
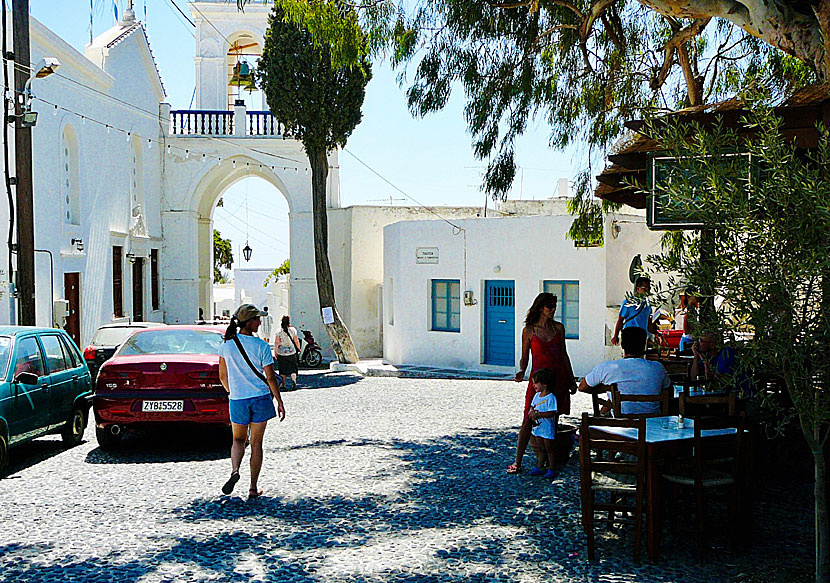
[383,211,659,376]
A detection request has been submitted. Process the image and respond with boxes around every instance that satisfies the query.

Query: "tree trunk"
[308,146,359,364]
[796,402,830,583]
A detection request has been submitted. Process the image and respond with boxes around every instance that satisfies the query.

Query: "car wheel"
[0,434,7,475]
[95,426,122,450]
[61,407,86,447]
[305,350,322,368]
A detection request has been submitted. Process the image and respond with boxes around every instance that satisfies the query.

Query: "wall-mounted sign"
[415,247,439,264]
[321,306,334,324]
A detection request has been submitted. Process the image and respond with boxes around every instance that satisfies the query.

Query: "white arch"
[186,155,293,218]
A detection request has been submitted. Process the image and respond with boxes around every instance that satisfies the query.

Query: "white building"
[382,209,663,376]
[0,12,167,349]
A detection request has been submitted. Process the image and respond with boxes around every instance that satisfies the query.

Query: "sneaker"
[528,467,546,476]
[543,469,558,479]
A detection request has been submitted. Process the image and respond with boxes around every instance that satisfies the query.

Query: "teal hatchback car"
[0,327,93,474]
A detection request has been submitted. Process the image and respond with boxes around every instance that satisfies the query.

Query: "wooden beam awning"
[595,84,830,208]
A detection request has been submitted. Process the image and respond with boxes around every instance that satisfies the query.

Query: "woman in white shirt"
[275,315,301,389]
[219,304,285,499]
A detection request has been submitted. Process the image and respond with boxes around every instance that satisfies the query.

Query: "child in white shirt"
[528,368,559,479]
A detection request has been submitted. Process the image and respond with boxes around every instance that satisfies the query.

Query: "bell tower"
[190,1,271,110]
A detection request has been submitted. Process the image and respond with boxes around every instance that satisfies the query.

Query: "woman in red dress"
[506,292,577,474]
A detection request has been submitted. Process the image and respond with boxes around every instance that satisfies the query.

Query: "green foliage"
[257,2,373,152]
[647,108,830,433]
[264,258,290,286]
[213,229,233,283]
[248,0,817,245]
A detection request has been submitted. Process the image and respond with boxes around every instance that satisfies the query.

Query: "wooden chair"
[579,413,647,563]
[591,383,615,417]
[611,386,670,418]
[661,414,746,555]
[679,391,737,417]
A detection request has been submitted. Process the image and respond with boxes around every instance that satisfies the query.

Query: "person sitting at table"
[579,327,672,416]
[690,332,754,396]
[677,288,700,353]
[611,276,656,347]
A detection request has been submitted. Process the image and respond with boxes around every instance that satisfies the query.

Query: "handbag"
[231,335,269,387]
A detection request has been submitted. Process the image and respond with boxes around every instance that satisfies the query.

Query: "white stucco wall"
[328,205,492,358]
[0,17,166,347]
[383,214,610,376]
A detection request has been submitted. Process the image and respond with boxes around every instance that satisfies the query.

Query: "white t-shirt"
[584,358,671,416]
[276,326,299,356]
[530,392,557,440]
[219,334,275,400]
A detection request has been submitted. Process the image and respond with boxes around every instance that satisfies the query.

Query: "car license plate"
[142,400,184,412]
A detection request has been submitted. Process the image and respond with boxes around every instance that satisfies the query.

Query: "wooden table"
[590,416,738,562]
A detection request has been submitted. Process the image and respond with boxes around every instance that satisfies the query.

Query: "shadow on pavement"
[2,435,81,478]
[2,427,814,582]
[292,370,363,391]
[84,426,228,465]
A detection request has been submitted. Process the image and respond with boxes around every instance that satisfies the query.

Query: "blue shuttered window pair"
[543,280,580,339]
[431,279,461,332]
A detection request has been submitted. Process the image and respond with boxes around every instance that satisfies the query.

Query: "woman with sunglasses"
[506,292,576,474]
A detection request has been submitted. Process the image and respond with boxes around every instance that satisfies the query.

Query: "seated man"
[579,327,671,416]
[690,332,754,396]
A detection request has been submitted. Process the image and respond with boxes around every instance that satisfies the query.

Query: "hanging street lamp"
[243,242,252,262]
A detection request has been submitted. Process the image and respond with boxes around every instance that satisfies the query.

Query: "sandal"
[248,488,263,499]
[222,471,240,495]
[506,464,522,474]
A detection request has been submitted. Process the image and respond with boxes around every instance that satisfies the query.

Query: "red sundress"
[523,331,571,418]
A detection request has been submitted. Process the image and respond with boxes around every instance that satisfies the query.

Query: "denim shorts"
[229,394,276,425]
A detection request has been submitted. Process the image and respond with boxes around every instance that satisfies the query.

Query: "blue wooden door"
[484,280,515,366]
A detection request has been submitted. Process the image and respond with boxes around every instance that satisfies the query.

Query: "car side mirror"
[14,371,39,385]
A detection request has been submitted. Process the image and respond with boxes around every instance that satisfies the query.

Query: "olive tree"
[646,106,830,582]
[258,2,371,363]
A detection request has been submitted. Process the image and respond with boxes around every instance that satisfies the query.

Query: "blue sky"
[32,0,575,270]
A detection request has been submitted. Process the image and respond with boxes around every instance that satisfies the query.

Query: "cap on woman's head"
[233,303,266,323]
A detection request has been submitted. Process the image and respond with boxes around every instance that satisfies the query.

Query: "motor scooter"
[298,329,323,367]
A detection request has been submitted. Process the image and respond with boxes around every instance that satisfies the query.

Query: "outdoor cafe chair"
[591,383,614,417]
[679,390,737,417]
[580,413,647,563]
[661,414,747,556]
[611,387,670,419]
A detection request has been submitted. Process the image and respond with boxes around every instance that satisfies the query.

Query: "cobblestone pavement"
[0,373,813,582]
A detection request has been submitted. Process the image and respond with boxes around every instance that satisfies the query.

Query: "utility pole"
[12,0,35,325]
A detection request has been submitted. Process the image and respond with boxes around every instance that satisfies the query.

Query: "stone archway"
[161,142,341,356]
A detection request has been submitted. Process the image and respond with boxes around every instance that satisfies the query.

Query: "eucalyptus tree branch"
[649,17,711,96]
[529,24,580,51]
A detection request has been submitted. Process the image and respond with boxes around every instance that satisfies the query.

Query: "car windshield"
[0,336,10,376]
[92,327,146,347]
[119,329,223,356]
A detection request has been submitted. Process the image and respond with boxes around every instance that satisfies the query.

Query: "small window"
[14,337,44,377]
[59,335,80,369]
[151,249,160,310]
[40,335,68,373]
[431,279,461,332]
[543,280,580,339]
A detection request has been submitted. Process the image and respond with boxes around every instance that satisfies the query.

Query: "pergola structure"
[594,84,830,210]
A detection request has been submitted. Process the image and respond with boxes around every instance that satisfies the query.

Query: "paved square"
[0,373,812,582]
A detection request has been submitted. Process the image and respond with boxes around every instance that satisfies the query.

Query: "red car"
[93,326,228,448]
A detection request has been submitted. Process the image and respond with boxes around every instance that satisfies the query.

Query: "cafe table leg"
[646,447,661,562]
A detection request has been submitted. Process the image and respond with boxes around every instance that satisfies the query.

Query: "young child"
[528,368,558,479]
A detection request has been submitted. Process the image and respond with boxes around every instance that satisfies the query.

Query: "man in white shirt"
[259,306,273,344]
[579,327,671,416]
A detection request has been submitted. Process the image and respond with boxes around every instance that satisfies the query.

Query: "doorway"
[132,260,144,322]
[484,280,515,366]
[63,272,80,348]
